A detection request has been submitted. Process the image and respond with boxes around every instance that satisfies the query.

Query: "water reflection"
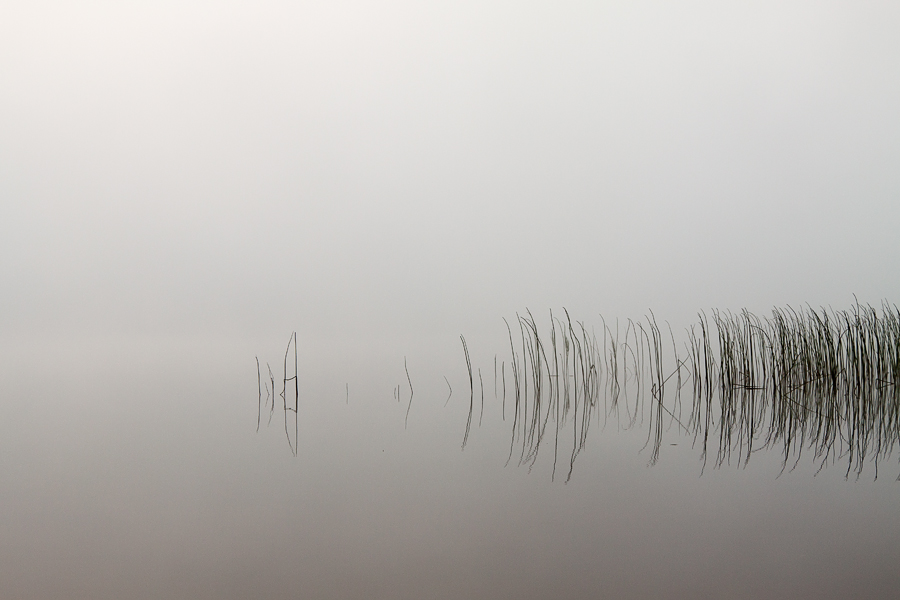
[259,302,899,480]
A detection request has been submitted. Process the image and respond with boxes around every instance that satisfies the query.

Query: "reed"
[460,335,474,450]
[443,376,453,406]
[404,357,414,428]
[281,332,298,457]
[256,357,262,433]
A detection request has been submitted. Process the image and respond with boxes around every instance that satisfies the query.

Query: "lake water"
[2,316,897,600]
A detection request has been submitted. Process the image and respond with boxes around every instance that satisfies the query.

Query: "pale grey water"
[1,326,898,599]
[2,2,900,598]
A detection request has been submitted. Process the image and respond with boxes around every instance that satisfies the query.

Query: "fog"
[1,2,899,598]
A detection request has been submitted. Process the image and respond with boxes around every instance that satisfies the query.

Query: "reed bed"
[460,301,899,480]
[689,301,900,478]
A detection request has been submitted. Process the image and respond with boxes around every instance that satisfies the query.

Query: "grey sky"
[2,1,898,338]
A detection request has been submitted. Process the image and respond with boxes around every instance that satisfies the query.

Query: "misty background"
[1,2,899,599]
[3,1,898,342]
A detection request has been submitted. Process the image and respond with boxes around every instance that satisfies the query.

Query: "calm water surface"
[1,325,897,600]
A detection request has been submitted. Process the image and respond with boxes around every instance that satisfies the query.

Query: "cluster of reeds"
[254,302,898,480]
[687,302,900,478]
[257,332,299,456]
[461,310,679,481]
[460,301,899,480]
